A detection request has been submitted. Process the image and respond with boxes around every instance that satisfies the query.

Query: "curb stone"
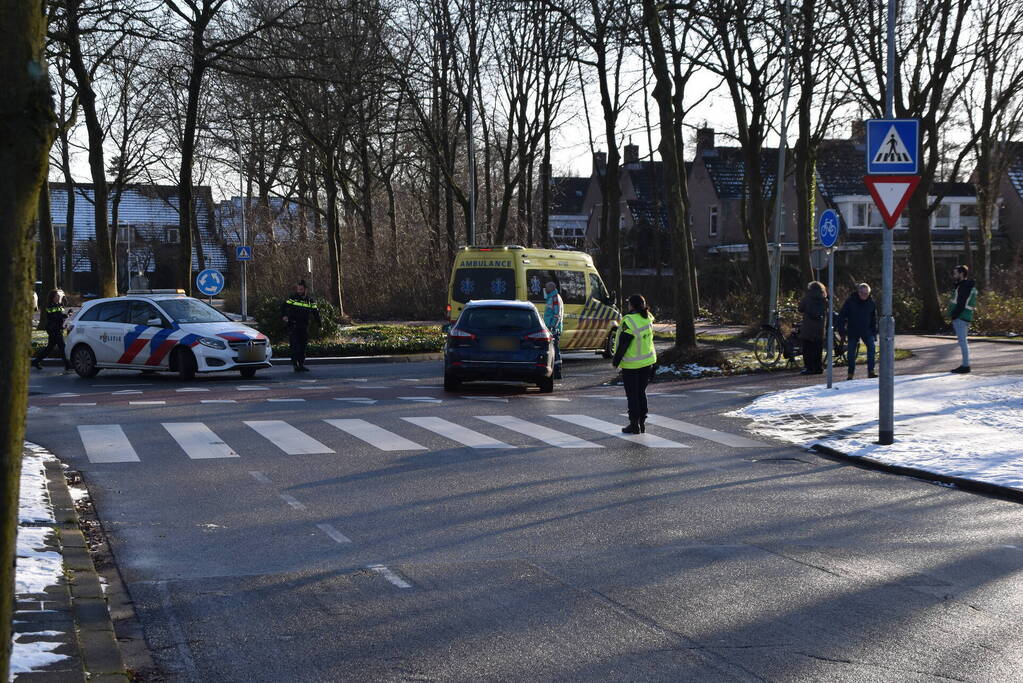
[19,453,130,681]
[810,443,1023,504]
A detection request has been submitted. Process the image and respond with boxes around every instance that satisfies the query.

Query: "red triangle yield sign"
[864,175,921,229]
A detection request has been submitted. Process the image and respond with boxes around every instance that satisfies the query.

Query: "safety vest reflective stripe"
[45,307,63,313]
[617,313,657,369]
[286,299,317,308]
[623,350,656,363]
[629,323,652,335]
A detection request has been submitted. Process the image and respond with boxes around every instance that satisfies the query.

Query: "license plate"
[237,347,264,362]
[482,337,518,351]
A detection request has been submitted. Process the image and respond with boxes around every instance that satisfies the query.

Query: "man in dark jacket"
[281,280,321,372]
[947,265,978,373]
[838,283,878,380]
[32,289,72,371]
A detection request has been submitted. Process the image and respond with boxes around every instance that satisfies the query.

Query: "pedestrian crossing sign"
[866,119,919,174]
[236,245,253,261]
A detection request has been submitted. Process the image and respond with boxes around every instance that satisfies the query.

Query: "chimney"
[851,119,865,140]
[696,127,715,151]
[593,150,607,175]
[624,142,640,165]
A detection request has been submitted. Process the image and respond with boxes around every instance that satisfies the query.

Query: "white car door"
[90,300,131,364]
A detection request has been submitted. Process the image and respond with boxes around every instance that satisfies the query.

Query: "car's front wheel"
[173,348,197,381]
[70,344,100,378]
[239,367,257,379]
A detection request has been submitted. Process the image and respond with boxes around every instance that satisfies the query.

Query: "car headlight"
[198,337,227,350]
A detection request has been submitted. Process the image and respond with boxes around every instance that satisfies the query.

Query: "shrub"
[252,295,346,342]
[972,292,1023,335]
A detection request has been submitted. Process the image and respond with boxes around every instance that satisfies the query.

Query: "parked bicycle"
[754,312,846,369]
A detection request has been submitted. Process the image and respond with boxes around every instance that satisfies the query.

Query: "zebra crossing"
[72,413,761,463]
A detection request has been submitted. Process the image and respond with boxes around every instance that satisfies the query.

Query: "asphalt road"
[24,337,1023,682]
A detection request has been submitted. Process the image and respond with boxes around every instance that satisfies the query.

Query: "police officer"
[612,294,657,434]
[543,281,564,379]
[281,279,320,372]
[32,290,72,372]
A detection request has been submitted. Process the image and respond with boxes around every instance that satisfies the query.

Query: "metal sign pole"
[826,248,834,389]
[767,0,793,328]
[878,0,897,444]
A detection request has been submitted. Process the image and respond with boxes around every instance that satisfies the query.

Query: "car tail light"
[448,327,476,340]
[523,330,552,342]
[445,304,452,321]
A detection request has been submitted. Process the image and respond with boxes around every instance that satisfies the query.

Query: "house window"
[709,207,718,237]
[934,204,951,229]
[165,227,180,244]
[54,224,67,241]
[958,203,978,229]
[117,225,132,243]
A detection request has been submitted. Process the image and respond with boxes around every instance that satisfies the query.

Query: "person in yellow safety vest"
[281,279,321,372]
[612,294,657,434]
[32,289,73,372]
[947,264,978,374]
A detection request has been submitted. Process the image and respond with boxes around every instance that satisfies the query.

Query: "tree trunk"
[907,189,943,330]
[178,50,206,295]
[793,146,816,285]
[0,2,55,676]
[321,161,345,312]
[37,178,57,323]
[642,0,696,350]
[65,2,114,296]
[60,136,76,290]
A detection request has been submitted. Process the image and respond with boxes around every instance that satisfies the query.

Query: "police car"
[66,291,271,379]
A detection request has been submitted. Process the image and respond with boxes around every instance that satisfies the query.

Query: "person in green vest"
[32,289,72,372]
[946,264,978,374]
[281,279,321,372]
[612,294,657,434]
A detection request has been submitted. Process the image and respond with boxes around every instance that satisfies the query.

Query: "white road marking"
[403,417,515,449]
[96,383,148,387]
[462,396,509,403]
[551,415,687,448]
[237,386,269,391]
[642,415,763,447]
[249,471,271,484]
[477,416,602,449]
[111,390,143,395]
[325,419,427,451]
[539,397,571,401]
[267,398,306,403]
[581,395,627,400]
[359,385,390,390]
[399,397,443,403]
[400,378,421,382]
[201,399,237,404]
[175,387,209,392]
[162,423,239,459]
[316,523,352,544]
[278,493,306,511]
[50,392,80,398]
[368,564,412,589]
[78,425,140,463]
[244,420,334,455]
[129,401,166,405]
[414,385,444,389]
[334,398,377,405]
[60,402,96,406]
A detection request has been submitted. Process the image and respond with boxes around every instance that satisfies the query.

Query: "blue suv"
[444,300,555,393]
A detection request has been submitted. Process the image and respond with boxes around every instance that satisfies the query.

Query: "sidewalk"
[10,444,127,681]
[730,373,1023,499]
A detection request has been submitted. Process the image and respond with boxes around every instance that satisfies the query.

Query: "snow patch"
[8,639,67,676]
[19,443,55,524]
[731,373,1023,490]
[656,363,723,379]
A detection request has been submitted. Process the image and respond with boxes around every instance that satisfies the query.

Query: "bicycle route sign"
[816,209,840,249]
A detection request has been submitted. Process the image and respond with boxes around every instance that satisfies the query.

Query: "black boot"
[31,358,43,370]
[639,420,646,434]
[622,422,641,434]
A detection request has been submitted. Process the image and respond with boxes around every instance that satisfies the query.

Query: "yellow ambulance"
[446,246,621,355]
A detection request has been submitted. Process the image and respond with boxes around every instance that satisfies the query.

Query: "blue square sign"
[236,245,252,261]
[866,119,919,174]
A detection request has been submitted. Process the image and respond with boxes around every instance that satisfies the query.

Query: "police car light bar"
[126,289,186,294]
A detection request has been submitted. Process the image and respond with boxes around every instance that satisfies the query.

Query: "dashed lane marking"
[130,401,166,406]
[267,398,306,403]
[278,493,306,511]
[368,564,412,589]
[237,386,269,391]
[316,523,353,544]
[175,387,209,392]
[61,402,96,407]
[249,471,272,484]
[201,399,237,404]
